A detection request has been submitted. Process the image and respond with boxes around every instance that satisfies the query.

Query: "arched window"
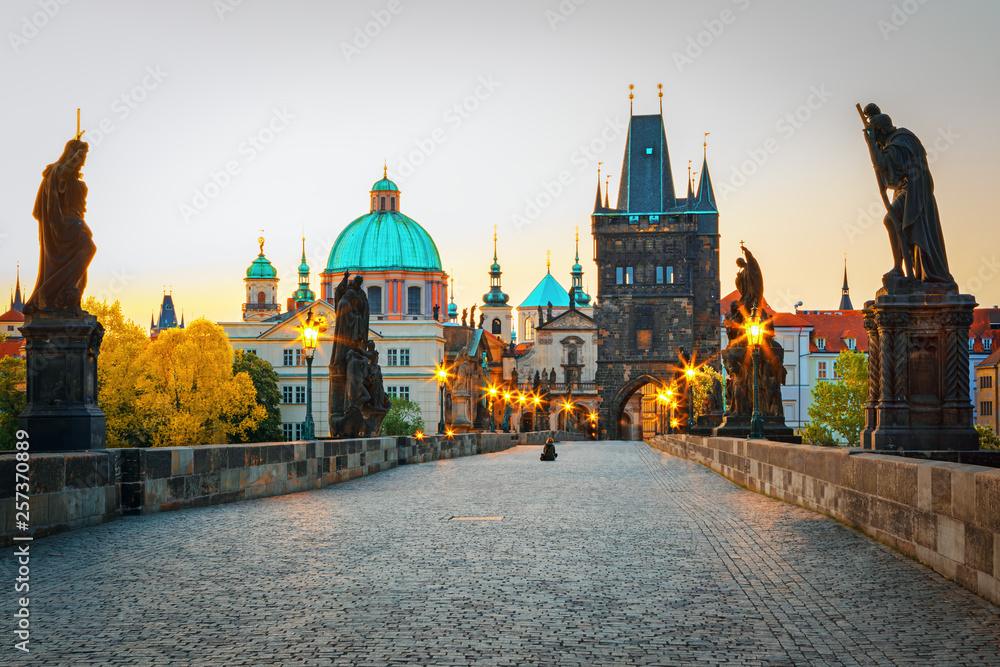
[524,317,534,342]
[390,197,396,211]
[372,196,376,211]
[257,291,266,305]
[367,286,382,314]
[568,348,578,365]
[380,196,386,211]
[407,286,422,315]
[492,318,502,335]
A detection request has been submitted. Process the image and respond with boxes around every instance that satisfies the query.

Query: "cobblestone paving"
[4,442,1000,666]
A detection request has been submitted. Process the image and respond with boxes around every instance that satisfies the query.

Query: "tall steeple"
[615,105,676,213]
[482,225,509,306]
[839,256,853,310]
[290,237,316,310]
[594,162,604,213]
[447,274,458,322]
[570,227,591,307]
[695,134,717,211]
[12,263,22,313]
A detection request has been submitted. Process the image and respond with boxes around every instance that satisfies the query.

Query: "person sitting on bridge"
[540,438,558,461]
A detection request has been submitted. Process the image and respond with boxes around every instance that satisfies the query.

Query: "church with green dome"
[320,168,450,320]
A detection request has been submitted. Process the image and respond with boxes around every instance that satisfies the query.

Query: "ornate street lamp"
[300,311,320,441]
[532,394,542,431]
[747,309,765,440]
[658,387,675,434]
[501,390,512,433]
[517,393,528,431]
[435,364,449,435]
[685,367,698,431]
[487,385,498,432]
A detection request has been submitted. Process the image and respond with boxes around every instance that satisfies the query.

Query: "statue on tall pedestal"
[328,271,390,437]
[713,244,796,442]
[20,132,106,451]
[858,103,976,451]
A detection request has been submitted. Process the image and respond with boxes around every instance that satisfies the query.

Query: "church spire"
[483,225,509,306]
[12,263,22,312]
[839,256,854,310]
[695,135,717,211]
[570,227,591,307]
[604,174,610,209]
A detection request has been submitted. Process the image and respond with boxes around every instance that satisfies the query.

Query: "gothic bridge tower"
[592,95,721,439]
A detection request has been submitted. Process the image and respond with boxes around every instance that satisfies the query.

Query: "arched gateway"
[591,109,722,439]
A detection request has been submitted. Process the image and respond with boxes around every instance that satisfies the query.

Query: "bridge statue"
[712,244,796,442]
[20,135,106,451]
[329,271,390,437]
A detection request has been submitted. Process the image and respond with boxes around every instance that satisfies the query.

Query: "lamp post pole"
[438,383,446,434]
[303,351,315,440]
[686,369,697,432]
[749,310,765,440]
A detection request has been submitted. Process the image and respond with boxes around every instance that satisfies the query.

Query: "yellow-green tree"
[805,350,867,446]
[83,298,152,447]
[135,318,263,447]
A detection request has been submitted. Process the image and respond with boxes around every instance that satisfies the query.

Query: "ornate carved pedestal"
[18,313,106,451]
[862,280,977,451]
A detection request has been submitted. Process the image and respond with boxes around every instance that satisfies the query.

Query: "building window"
[295,349,303,366]
[846,338,856,350]
[390,197,396,211]
[282,386,293,403]
[295,386,306,404]
[386,386,410,400]
[818,361,827,379]
[407,286,422,315]
[386,349,398,366]
[399,348,410,366]
[245,349,256,356]
[257,291,266,305]
[625,267,634,285]
[816,338,826,351]
[380,196,386,211]
[524,317,534,342]
[982,376,993,389]
[969,337,976,351]
[981,402,993,416]
[283,349,294,366]
[368,286,382,314]
[282,423,303,441]
[656,266,663,284]
[986,339,994,351]
[616,267,624,285]
[665,266,674,284]
[492,318,502,335]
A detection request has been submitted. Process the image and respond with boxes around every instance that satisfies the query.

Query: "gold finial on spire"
[628,84,634,114]
[258,236,265,254]
[575,225,579,244]
[493,224,498,260]
[597,161,602,182]
[703,132,710,158]
[657,83,663,114]
[383,160,387,179]
[546,250,551,273]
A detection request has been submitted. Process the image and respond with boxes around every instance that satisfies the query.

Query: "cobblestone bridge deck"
[3,442,999,665]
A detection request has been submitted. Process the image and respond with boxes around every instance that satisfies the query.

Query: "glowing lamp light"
[503,392,512,402]
[685,368,696,380]
[414,431,424,440]
[446,429,454,438]
[488,386,498,397]
[533,396,541,406]
[671,419,680,428]
[747,321,763,346]
[435,367,449,383]
[589,411,597,422]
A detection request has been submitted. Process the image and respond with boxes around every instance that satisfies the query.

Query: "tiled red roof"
[0,308,24,323]
[513,343,533,356]
[970,307,1000,354]
[978,347,1000,369]
[0,340,25,359]
[795,310,868,353]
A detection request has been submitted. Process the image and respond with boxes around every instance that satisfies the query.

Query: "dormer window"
[969,337,976,351]
[816,338,826,350]
[986,338,994,352]
[845,338,856,350]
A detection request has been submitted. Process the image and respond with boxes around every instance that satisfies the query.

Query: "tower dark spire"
[615,113,676,212]
[594,171,604,213]
[695,156,716,211]
[839,257,853,310]
[604,174,610,209]
[12,263,22,312]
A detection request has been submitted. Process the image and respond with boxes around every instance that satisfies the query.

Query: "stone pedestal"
[713,414,799,443]
[18,313,106,452]
[862,279,977,451]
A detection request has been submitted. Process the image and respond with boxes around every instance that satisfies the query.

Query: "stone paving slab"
[2,442,999,666]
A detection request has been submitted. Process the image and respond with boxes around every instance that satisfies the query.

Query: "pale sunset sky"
[2,0,999,326]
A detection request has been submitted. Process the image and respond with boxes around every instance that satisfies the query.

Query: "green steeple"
[482,225,509,306]
[292,237,316,305]
[570,228,591,306]
[246,237,278,279]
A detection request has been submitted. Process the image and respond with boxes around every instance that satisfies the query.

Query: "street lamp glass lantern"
[302,326,319,360]
[747,321,763,346]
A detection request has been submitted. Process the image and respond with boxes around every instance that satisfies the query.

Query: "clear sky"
[3,0,999,327]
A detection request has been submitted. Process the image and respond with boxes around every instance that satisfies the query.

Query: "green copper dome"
[371,177,399,192]
[246,253,277,279]
[327,212,442,273]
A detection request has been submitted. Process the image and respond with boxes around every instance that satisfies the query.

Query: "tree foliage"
[0,356,26,451]
[976,424,1000,451]
[228,350,283,443]
[380,397,425,436]
[84,297,151,447]
[135,319,264,447]
[691,365,725,418]
[806,350,867,446]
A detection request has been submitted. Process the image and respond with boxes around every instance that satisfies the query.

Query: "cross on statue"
[75,108,84,140]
